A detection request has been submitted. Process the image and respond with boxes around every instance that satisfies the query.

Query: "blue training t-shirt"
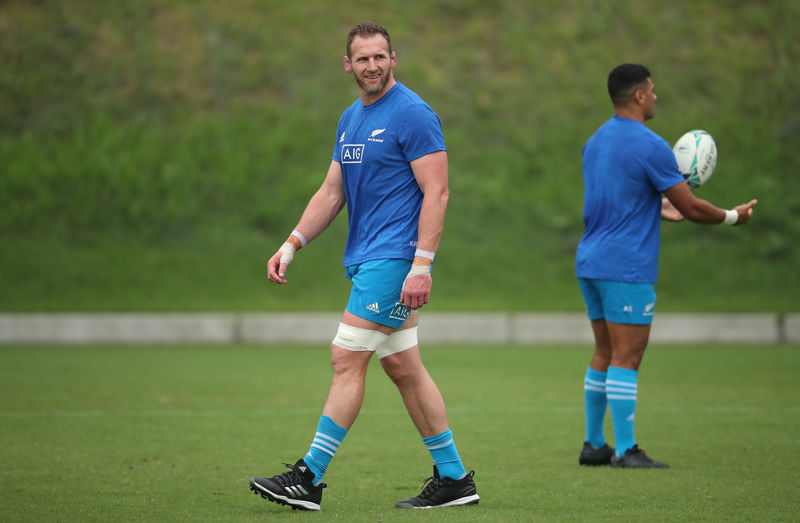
[575,115,685,283]
[333,82,446,267]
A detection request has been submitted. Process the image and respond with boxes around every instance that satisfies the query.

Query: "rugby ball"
[672,130,717,189]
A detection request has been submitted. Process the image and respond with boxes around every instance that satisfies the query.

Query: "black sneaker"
[610,445,670,469]
[249,459,325,511]
[579,441,614,466]
[395,466,479,509]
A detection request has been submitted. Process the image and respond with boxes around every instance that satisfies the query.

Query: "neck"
[614,106,645,123]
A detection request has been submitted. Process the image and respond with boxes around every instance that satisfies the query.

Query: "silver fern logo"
[368,128,386,142]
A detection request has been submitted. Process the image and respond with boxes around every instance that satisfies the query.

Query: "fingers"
[402,291,429,310]
[400,274,431,309]
[402,290,430,310]
[734,198,758,225]
[267,266,287,284]
[740,199,758,212]
[267,253,288,284]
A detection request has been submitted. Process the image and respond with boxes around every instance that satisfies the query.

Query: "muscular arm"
[400,151,449,309]
[412,151,449,256]
[267,161,346,284]
[663,181,757,225]
[293,160,347,244]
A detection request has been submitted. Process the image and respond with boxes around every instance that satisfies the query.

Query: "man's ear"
[343,56,353,73]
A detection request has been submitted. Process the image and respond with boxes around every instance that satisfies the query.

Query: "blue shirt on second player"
[576,115,685,283]
[333,82,446,267]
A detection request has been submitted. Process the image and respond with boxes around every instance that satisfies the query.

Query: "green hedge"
[1,1,798,311]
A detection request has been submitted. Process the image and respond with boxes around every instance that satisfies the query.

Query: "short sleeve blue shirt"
[333,83,446,267]
[575,115,685,283]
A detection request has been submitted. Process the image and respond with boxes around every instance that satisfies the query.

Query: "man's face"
[344,34,396,101]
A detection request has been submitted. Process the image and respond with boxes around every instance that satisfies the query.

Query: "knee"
[610,350,646,370]
[381,356,405,383]
[590,351,611,370]
[381,355,423,387]
[329,350,363,377]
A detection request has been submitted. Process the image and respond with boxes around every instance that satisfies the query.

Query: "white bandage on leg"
[332,322,389,352]
[376,327,418,359]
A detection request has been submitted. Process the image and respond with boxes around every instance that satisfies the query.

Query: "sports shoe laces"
[416,475,447,499]
[629,445,658,461]
[271,462,306,486]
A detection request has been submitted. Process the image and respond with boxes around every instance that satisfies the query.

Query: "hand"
[267,243,296,284]
[661,197,685,222]
[400,266,432,310]
[733,199,758,225]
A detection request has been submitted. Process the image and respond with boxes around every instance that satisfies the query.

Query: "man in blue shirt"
[250,22,478,511]
[576,64,757,468]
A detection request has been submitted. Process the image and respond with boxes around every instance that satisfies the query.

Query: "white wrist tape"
[722,209,738,226]
[406,263,432,278]
[414,248,436,261]
[278,242,296,265]
[291,230,308,247]
[402,263,431,290]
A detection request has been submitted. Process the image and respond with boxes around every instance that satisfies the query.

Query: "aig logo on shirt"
[342,144,365,164]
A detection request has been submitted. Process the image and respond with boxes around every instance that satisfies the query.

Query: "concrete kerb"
[785,313,800,344]
[238,313,340,344]
[0,312,795,345]
[0,313,237,345]
[650,313,780,344]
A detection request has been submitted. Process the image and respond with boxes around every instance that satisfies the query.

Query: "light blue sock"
[304,415,347,486]
[606,366,638,456]
[584,367,608,448]
[423,429,466,480]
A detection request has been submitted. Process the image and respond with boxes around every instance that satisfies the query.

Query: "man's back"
[576,115,683,283]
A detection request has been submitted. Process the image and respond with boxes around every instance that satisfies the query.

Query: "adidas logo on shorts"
[366,302,380,313]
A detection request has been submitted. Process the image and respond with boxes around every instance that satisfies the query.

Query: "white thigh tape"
[377,327,418,359]
[332,322,388,352]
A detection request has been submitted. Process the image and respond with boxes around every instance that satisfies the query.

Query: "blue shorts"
[345,259,415,328]
[578,278,657,325]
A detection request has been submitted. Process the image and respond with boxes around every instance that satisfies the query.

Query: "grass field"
[1,344,798,521]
